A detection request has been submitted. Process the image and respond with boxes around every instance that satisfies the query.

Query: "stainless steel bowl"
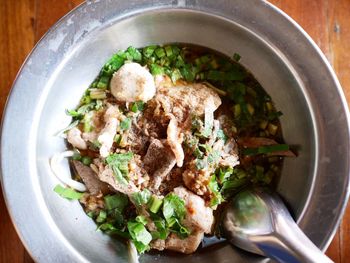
[1,1,349,262]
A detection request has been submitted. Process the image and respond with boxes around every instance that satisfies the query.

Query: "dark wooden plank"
[35,0,83,42]
[328,0,350,262]
[0,0,35,262]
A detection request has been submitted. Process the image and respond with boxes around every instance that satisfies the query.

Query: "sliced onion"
[50,151,87,192]
[128,241,139,263]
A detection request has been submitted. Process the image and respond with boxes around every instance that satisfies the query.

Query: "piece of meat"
[220,138,240,167]
[97,165,139,196]
[155,83,222,123]
[127,120,150,155]
[165,231,204,254]
[97,105,120,158]
[110,62,156,102]
[143,139,176,190]
[166,116,184,167]
[79,193,105,213]
[150,239,166,251]
[173,186,214,234]
[182,160,213,198]
[72,160,111,195]
[67,127,87,150]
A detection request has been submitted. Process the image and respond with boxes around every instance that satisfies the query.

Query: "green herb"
[233,53,241,62]
[195,159,207,170]
[54,185,83,200]
[217,166,234,184]
[54,120,79,137]
[217,129,228,142]
[153,219,169,240]
[104,193,129,211]
[96,210,107,223]
[98,223,130,238]
[131,101,145,113]
[242,144,289,156]
[120,117,131,130]
[72,152,82,161]
[221,169,248,197]
[162,193,186,224]
[105,152,133,184]
[208,175,224,208]
[81,156,92,166]
[131,189,152,207]
[207,150,221,165]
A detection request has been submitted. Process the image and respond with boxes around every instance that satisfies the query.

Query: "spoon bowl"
[222,189,333,263]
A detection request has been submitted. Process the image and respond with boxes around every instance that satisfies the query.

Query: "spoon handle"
[255,214,334,263]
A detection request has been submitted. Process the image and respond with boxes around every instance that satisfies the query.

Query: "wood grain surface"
[0,0,349,262]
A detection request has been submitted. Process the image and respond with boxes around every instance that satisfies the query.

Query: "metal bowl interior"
[1,1,349,263]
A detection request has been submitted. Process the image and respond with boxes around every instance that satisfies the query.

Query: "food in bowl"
[51,44,293,256]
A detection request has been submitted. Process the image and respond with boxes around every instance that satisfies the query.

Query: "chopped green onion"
[81,156,92,166]
[104,193,129,211]
[96,210,107,223]
[233,53,241,62]
[130,101,145,113]
[135,215,148,225]
[164,46,173,57]
[90,89,107,100]
[162,193,186,224]
[120,117,131,130]
[155,47,166,58]
[242,144,289,156]
[126,46,142,61]
[131,189,152,207]
[97,75,110,89]
[149,195,163,214]
[142,45,157,58]
[54,185,83,200]
[150,64,164,75]
[127,221,152,246]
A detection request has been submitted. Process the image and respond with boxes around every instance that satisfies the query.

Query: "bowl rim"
[1,0,349,262]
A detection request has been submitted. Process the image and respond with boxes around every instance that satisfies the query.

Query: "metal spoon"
[222,188,333,263]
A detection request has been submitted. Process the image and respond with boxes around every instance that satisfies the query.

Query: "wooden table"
[0,0,349,262]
